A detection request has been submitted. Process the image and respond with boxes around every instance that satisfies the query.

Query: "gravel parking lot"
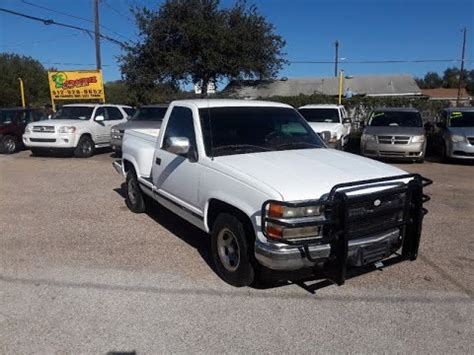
[1,150,473,353]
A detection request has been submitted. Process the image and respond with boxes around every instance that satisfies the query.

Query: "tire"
[0,135,18,154]
[211,213,256,287]
[125,170,147,213]
[74,135,95,158]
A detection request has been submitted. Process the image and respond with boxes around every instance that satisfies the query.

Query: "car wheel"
[0,135,18,154]
[125,170,147,213]
[211,213,255,287]
[74,135,95,158]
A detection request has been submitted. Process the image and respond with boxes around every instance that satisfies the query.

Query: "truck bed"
[122,128,160,178]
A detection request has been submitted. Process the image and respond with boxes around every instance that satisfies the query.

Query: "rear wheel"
[211,213,255,287]
[0,135,18,154]
[74,135,95,158]
[125,170,147,213]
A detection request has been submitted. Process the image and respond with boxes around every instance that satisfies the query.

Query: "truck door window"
[162,106,197,155]
[95,107,107,120]
[105,107,123,120]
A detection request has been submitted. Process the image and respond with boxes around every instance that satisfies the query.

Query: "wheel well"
[207,199,255,240]
[123,159,134,173]
[78,133,93,142]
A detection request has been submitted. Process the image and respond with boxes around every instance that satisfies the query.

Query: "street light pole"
[456,28,467,106]
[93,0,101,70]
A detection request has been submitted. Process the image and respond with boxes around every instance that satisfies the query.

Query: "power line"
[0,7,126,46]
[20,0,132,41]
[290,59,474,64]
[102,0,134,24]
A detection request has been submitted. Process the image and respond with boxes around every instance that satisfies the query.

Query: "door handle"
[155,157,161,165]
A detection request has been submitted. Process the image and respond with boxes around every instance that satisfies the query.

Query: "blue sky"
[1,0,473,85]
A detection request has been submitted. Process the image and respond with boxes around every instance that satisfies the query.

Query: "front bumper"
[23,132,77,148]
[447,140,474,159]
[257,174,431,285]
[361,141,425,160]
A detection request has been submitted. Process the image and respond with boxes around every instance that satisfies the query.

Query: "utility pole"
[93,0,101,70]
[334,40,339,77]
[456,28,467,106]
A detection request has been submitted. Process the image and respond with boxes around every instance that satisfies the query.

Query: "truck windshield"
[298,108,340,123]
[448,111,474,127]
[368,111,422,127]
[132,107,168,121]
[52,107,93,120]
[199,107,324,157]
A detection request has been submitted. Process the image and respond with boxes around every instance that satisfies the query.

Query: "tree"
[0,53,50,107]
[120,0,286,94]
[105,80,181,105]
[415,72,442,89]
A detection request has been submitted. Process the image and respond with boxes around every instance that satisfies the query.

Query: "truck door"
[151,106,203,219]
[92,107,110,144]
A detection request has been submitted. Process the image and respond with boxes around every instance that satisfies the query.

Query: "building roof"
[172,99,292,109]
[421,88,471,99]
[225,75,422,98]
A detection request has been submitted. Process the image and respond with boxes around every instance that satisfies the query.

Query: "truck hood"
[214,148,406,201]
[307,122,341,134]
[31,119,91,127]
[364,126,424,136]
[113,120,162,131]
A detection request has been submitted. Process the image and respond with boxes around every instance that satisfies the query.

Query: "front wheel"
[74,135,95,158]
[211,213,255,287]
[0,135,18,154]
[125,170,147,213]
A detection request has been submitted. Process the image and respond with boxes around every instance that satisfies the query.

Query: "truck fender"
[74,129,94,147]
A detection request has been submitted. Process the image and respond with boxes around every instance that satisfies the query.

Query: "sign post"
[18,78,26,108]
[47,70,106,111]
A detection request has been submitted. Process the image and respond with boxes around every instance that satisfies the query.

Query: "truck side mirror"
[95,115,105,122]
[343,118,351,124]
[165,137,190,156]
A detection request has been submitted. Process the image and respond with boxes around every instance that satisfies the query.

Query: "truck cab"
[298,104,351,149]
[114,99,430,287]
[23,103,131,157]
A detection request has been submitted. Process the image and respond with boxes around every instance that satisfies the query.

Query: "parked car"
[111,104,168,152]
[23,103,132,158]
[433,107,474,161]
[298,104,351,149]
[0,107,46,154]
[113,99,431,287]
[360,108,426,163]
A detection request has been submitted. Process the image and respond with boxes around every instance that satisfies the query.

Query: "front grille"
[379,151,405,157]
[346,191,406,239]
[30,138,56,143]
[377,135,410,145]
[467,137,474,145]
[32,125,55,133]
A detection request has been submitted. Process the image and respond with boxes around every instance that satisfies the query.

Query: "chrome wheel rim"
[127,177,138,205]
[4,137,16,153]
[81,140,92,155]
[217,228,240,272]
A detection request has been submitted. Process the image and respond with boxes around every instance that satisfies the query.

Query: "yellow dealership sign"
[48,70,105,102]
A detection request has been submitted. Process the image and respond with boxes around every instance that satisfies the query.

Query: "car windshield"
[0,110,23,124]
[199,107,324,157]
[52,107,93,120]
[448,111,474,127]
[298,108,340,123]
[132,107,168,121]
[368,111,422,127]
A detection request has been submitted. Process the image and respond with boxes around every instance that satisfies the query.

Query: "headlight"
[58,126,76,133]
[411,135,425,143]
[264,202,324,239]
[451,135,465,143]
[25,125,31,133]
[111,128,119,134]
[361,133,376,142]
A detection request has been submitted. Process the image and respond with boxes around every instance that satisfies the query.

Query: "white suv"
[298,104,351,149]
[23,104,132,157]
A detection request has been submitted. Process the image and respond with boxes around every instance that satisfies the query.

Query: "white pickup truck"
[23,104,132,157]
[298,104,352,149]
[114,99,431,287]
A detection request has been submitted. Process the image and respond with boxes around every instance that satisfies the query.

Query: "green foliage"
[0,53,50,107]
[120,0,286,93]
[415,67,474,94]
[260,94,449,121]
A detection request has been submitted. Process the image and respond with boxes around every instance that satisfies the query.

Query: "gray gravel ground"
[1,150,473,354]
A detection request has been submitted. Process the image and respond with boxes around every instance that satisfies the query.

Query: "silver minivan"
[434,107,474,161]
[360,108,426,163]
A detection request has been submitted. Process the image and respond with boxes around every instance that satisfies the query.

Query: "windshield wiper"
[213,144,273,152]
[275,141,321,149]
